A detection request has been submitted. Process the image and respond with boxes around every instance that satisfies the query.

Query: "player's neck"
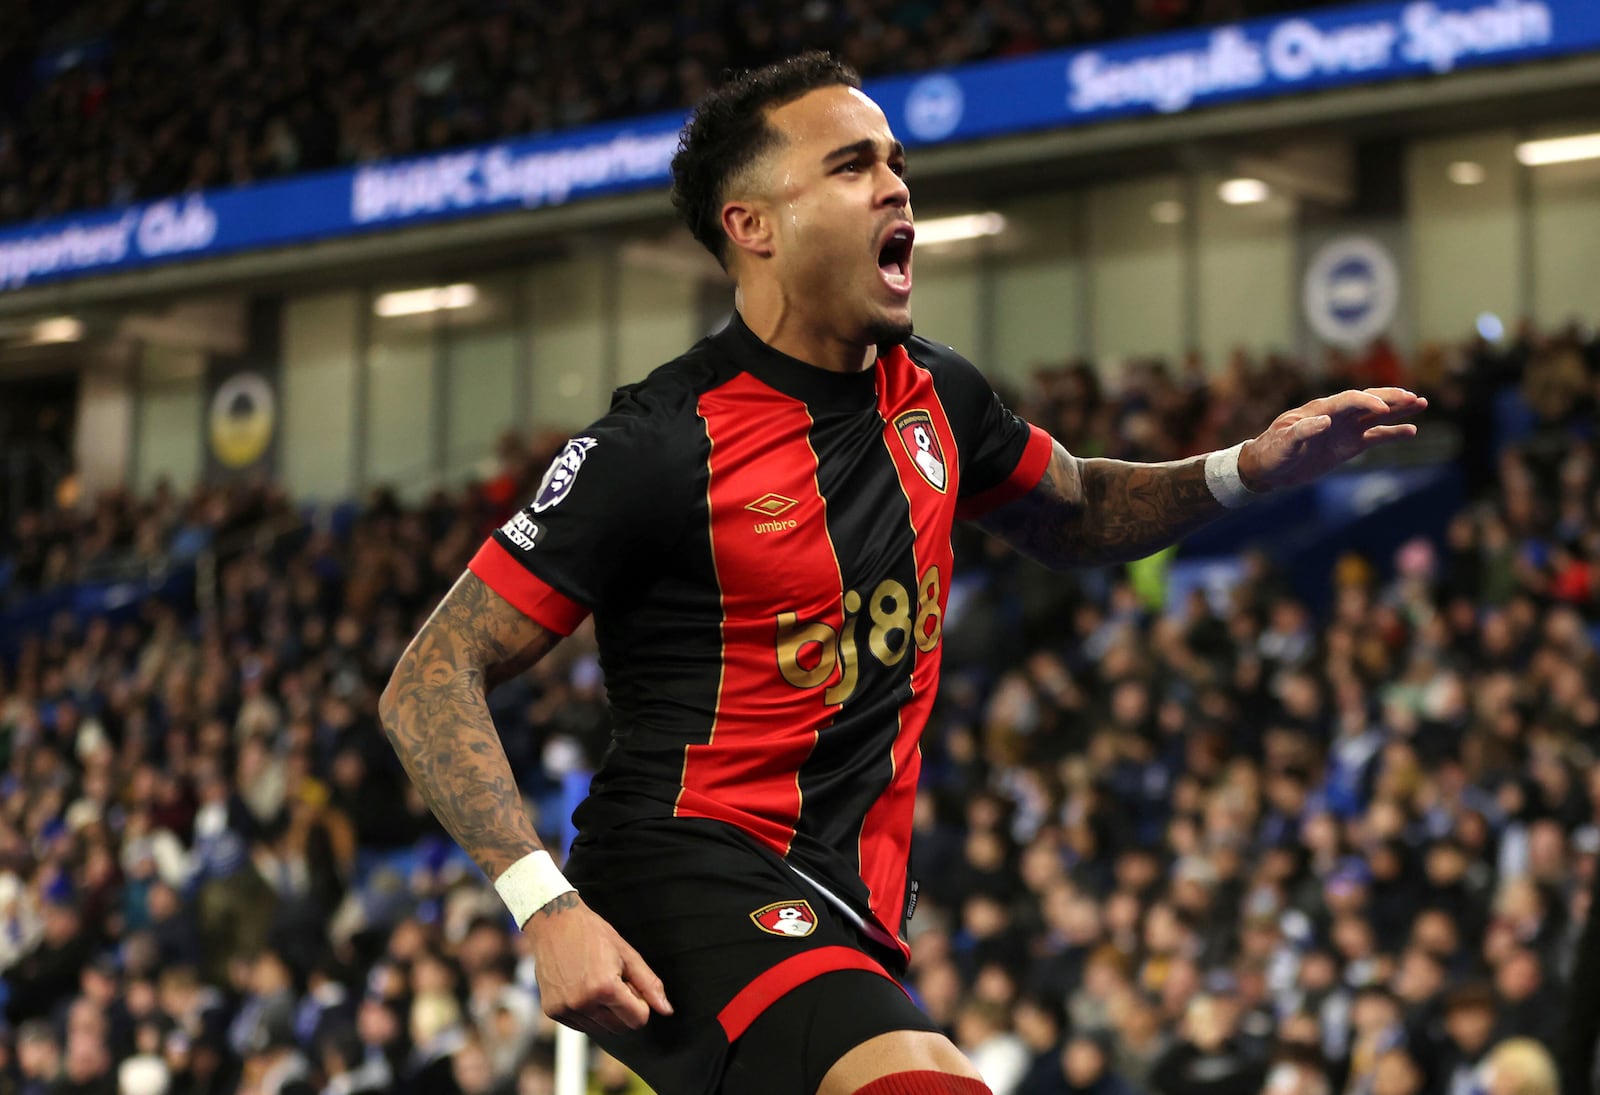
[735,291,874,375]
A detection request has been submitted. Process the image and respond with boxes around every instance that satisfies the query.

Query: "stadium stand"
[0,0,1345,226]
[1,317,1596,1094]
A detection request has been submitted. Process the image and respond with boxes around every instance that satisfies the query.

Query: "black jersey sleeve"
[467,385,687,634]
[907,337,1053,520]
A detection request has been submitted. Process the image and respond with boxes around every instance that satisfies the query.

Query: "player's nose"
[877,166,909,209]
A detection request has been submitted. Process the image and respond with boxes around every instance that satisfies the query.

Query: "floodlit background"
[1,3,1599,1095]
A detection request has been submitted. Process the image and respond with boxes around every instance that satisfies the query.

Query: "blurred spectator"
[405,991,467,1091]
[1371,1046,1426,1095]
[316,1025,388,1095]
[1013,992,1069,1094]
[1022,1031,1141,1095]
[1266,1046,1334,1095]
[1478,1039,1558,1095]
[956,998,1032,1095]
[1490,950,1561,1047]
[1150,995,1267,1095]
[238,1009,314,1095]
[1342,986,1409,1095]
[228,951,299,1064]
[117,1055,171,1095]
[1108,993,1173,1091]
[6,895,92,1023]
[1438,985,1499,1095]
[16,1020,61,1095]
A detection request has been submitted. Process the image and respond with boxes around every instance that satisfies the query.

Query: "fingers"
[1263,389,1424,489]
[1290,414,1332,443]
[1353,388,1427,425]
[1308,390,1425,437]
[601,978,653,1031]
[544,953,671,1037]
[620,945,674,1016]
[530,905,672,1037]
[1360,392,1427,427]
[1318,388,1427,424]
[1304,390,1388,420]
[1362,424,1418,445]
[1362,386,1426,407]
[550,977,649,1036]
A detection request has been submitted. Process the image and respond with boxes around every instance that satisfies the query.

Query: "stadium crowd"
[0,0,1344,227]
[0,317,1598,1095]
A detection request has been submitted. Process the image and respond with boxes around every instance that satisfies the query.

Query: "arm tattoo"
[533,892,580,919]
[378,572,561,880]
[979,440,1226,568]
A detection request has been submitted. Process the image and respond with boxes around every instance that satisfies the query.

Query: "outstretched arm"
[979,386,1425,569]
[379,571,671,1034]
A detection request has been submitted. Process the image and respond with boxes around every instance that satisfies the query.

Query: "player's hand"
[524,893,674,1036]
[1238,386,1426,493]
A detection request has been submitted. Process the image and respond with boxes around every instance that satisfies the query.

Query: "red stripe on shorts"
[715,945,902,1043]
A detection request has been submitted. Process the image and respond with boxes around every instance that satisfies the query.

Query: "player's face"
[758,86,914,346]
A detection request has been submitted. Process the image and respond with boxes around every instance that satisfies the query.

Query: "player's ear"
[721,198,774,262]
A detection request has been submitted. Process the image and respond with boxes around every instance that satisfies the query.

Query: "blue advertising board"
[2,0,1595,293]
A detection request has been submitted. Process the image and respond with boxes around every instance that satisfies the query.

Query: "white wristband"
[1204,441,1258,510]
[494,850,577,928]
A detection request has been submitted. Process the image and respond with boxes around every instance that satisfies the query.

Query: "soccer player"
[379,52,1424,1095]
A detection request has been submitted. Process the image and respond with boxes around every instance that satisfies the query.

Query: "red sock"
[852,1072,993,1095]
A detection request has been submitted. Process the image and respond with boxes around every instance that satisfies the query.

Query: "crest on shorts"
[532,437,597,513]
[894,410,947,493]
[750,900,817,938]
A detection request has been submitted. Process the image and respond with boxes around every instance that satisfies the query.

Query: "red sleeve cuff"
[956,424,1054,520]
[467,538,591,637]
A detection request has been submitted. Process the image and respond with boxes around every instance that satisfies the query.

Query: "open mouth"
[876,224,914,293]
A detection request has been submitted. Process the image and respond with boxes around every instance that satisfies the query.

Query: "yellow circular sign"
[208,372,276,469]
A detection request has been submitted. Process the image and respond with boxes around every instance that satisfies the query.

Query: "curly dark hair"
[670,52,862,270]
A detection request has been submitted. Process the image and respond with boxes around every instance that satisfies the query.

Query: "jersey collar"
[716,312,884,414]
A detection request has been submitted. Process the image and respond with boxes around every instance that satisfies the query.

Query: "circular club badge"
[208,371,276,470]
[903,74,964,143]
[1302,236,1399,348]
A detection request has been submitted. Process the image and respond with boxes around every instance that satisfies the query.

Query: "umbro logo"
[746,493,800,535]
[745,494,798,517]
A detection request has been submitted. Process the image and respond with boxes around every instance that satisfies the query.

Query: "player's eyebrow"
[822,138,905,165]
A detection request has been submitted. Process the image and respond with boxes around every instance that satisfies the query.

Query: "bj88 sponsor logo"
[773,565,943,705]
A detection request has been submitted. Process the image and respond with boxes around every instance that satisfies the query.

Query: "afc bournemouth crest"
[750,900,817,938]
[894,410,947,492]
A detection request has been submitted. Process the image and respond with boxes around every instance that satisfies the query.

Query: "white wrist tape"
[494,850,576,928]
[1204,441,1257,510]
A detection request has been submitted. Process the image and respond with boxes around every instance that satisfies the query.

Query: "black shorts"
[563,816,940,1095]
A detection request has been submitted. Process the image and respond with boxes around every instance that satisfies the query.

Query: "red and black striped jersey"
[469,312,1051,953]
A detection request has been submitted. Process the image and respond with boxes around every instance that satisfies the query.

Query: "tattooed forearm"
[980,441,1228,568]
[1069,455,1222,564]
[378,572,561,880]
[484,644,548,691]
